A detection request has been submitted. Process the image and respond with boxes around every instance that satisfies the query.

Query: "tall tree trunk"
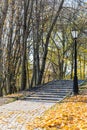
[21,1,27,90]
[0,0,8,96]
[21,0,33,90]
[38,0,64,84]
[31,0,40,87]
[83,55,85,79]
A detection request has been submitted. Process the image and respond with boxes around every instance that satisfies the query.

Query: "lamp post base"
[73,76,78,95]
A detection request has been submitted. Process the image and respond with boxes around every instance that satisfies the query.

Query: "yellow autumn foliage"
[4,93,23,98]
[26,95,87,130]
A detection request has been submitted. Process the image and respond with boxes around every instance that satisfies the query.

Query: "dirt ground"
[0,97,14,106]
[0,91,34,106]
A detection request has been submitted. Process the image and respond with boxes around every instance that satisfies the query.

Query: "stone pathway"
[0,80,84,130]
[0,100,54,130]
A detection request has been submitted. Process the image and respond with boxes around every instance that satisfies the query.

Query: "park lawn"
[26,94,87,130]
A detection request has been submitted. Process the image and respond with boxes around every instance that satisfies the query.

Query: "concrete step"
[46,80,84,85]
[39,86,73,88]
[35,90,70,93]
[47,81,73,85]
[45,84,73,87]
[38,86,73,89]
[47,80,84,85]
[25,96,63,101]
[26,94,63,98]
[28,94,66,98]
[38,88,73,91]
[34,92,71,96]
[24,98,59,103]
[36,89,72,93]
[42,83,73,86]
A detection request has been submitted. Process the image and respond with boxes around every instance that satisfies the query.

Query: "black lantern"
[71,29,79,95]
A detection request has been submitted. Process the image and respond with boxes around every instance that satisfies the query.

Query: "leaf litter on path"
[26,95,87,130]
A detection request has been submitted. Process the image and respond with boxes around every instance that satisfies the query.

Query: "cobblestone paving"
[0,100,54,130]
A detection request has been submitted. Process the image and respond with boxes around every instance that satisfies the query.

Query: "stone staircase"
[25,80,84,102]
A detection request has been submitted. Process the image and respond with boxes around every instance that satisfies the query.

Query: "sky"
[64,0,87,7]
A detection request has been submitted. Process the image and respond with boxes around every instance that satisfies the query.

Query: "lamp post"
[71,30,79,95]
